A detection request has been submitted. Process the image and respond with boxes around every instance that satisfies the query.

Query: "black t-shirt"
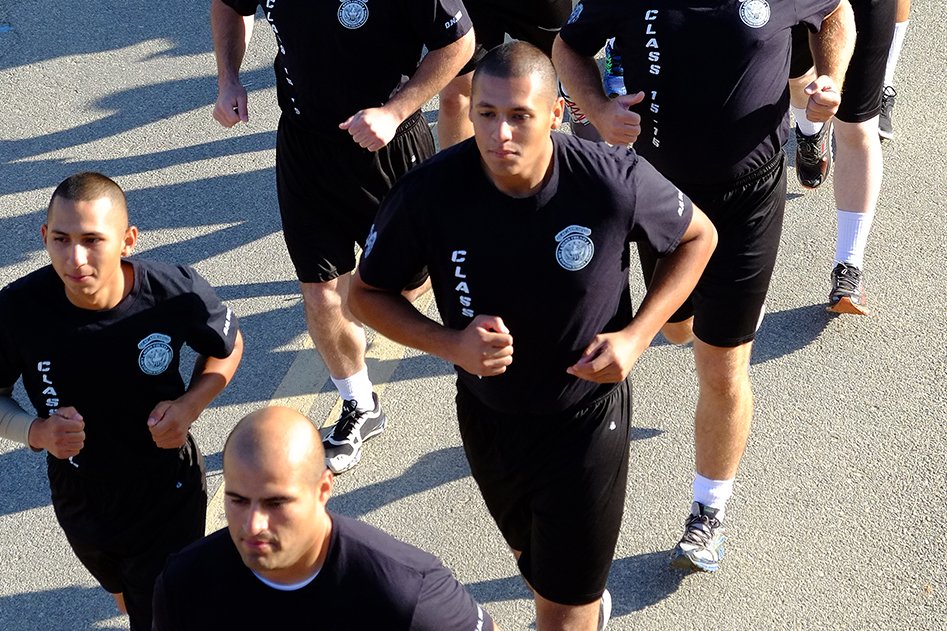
[559,0,839,189]
[0,259,239,479]
[153,513,494,630]
[223,0,472,135]
[359,133,692,414]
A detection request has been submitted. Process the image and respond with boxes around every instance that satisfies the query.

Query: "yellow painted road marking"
[206,291,436,532]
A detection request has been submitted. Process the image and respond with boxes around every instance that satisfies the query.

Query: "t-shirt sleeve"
[557,0,616,56]
[796,0,842,32]
[627,153,693,256]
[219,0,259,17]
[179,267,240,359]
[411,0,473,51]
[357,178,428,292]
[409,565,494,631]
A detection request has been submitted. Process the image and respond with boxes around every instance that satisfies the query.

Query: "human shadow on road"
[0,585,124,631]
[751,303,835,365]
[0,445,49,516]
[466,551,686,616]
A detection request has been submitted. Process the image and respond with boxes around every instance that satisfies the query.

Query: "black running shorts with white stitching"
[48,435,206,631]
[456,378,630,606]
[790,0,896,123]
[276,111,435,284]
[639,151,787,348]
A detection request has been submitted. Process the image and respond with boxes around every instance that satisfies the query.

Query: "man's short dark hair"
[48,172,127,221]
[473,41,559,102]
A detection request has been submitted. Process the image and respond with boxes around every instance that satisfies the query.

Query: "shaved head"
[48,172,128,225]
[473,40,559,104]
[224,406,326,485]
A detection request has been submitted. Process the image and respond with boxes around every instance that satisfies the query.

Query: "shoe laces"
[681,512,721,546]
[833,264,862,293]
[797,130,826,162]
[330,399,363,439]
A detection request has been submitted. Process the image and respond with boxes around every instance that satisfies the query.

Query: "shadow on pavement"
[0,446,49,516]
[0,585,124,631]
[752,303,835,365]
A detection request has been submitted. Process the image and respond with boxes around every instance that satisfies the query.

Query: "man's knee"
[662,318,695,345]
[300,278,345,316]
[693,339,752,396]
[439,74,473,118]
[533,589,600,631]
[834,117,880,148]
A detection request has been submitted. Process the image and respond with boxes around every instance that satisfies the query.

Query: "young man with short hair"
[350,42,716,630]
[0,172,243,630]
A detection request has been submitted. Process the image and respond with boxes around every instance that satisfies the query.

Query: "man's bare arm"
[804,0,856,122]
[552,35,645,146]
[147,330,244,449]
[211,0,255,126]
[340,29,476,151]
[349,273,514,376]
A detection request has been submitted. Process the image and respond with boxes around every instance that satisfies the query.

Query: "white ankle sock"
[884,21,909,88]
[693,474,734,520]
[331,368,374,411]
[835,209,874,269]
[792,105,823,136]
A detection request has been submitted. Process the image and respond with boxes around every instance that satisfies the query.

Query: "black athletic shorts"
[456,378,631,605]
[48,436,206,631]
[276,111,435,284]
[639,151,787,348]
[457,0,573,74]
[789,0,897,123]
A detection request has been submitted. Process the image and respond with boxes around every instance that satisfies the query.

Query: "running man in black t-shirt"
[153,406,498,631]
[553,1,855,572]
[210,0,475,475]
[0,172,243,630]
[349,42,716,630]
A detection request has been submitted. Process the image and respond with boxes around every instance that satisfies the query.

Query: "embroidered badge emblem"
[555,225,595,271]
[338,0,369,29]
[739,0,771,28]
[138,333,173,376]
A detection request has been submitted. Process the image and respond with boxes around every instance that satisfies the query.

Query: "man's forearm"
[0,388,36,446]
[179,330,244,416]
[350,275,458,363]
[211,0,254,85]
[552,36,610,121]
[384,30,475,122]
[810,0,856,86]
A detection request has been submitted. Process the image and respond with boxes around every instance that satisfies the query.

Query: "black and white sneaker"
[598,588,612,631]
[670,502,725,572]
[879,85,897,141]
[795,120,833,189]
[827,262,868,315]
[323,393,387,474]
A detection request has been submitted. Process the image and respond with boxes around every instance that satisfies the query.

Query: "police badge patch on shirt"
[555,225,595,271]
[339,0,369,29]
[739,0,771,28]
[138,333,174,375]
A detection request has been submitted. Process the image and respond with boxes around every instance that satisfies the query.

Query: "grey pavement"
[0,1,945,629]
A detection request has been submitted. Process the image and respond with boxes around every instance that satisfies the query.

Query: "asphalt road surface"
[0,1,944,629]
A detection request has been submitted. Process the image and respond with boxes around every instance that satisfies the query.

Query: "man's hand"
[339,107,402,152]
[567,330,647,383]
[450,315,514,377]
[147,400,199,449]
[28,406,85,459]
[213,81,249,128]
[587,91,645,146]
[804,75,842,123]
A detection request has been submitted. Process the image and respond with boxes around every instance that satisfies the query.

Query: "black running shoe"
[827,262,868,315]
[879,86,897,141]
[323,393,387,474]
[795,120,833,189]
[670,502,725,572]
